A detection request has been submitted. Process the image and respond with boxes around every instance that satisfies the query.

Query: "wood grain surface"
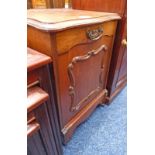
[27,86,49,112]
[27,8,119,143]
[72,0,126,16]
[27,8,120,31]
[27,47,52,72]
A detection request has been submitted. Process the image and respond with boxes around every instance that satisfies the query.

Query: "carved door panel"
[57,36,113,126]
[67,44,107,112]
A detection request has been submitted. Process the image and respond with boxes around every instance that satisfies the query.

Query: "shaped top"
[27,8,121,31]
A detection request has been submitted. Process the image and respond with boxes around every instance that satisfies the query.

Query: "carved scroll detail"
[68,45,108,112]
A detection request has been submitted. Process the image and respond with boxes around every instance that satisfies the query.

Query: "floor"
[63,86,127,155]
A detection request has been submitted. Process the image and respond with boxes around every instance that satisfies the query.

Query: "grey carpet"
[63,86,127,155]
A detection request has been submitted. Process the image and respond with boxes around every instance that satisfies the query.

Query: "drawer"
[56,21,117,54]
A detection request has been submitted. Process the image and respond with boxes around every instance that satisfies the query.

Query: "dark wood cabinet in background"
[72,0,126,16]
[27,48,62,155]
[107,12,127,102]
[72,0,127,103]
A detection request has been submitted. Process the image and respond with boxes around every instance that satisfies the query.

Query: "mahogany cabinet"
[72,0,126,16]
[72,0,127,103]
[106,12,127,102]
[27,9,120,143]
[27,48,62,155]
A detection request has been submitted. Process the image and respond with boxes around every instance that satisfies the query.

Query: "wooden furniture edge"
[27,47,52,72]
[27,86,49,112]
[105,80,127,104]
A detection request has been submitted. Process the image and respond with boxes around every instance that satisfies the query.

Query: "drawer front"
[56,21,117,126]
[56,21,117,55]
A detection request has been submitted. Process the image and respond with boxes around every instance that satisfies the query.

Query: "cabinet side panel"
[27,26,54,57]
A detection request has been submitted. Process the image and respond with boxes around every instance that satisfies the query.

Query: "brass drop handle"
[122,39,127,46]
[86,27,104,41]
